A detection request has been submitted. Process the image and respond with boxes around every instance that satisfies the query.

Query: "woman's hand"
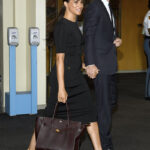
[58,88,68,103]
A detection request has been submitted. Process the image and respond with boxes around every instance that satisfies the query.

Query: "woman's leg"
[28,131,36,150]
[86,122,103,150]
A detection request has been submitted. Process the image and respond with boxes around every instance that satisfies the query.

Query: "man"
[84,0,122,150]
[143,0,150,101]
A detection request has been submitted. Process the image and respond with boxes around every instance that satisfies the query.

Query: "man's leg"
[144,38,150,98]
[110,74,117,108]
[94,73,115,150]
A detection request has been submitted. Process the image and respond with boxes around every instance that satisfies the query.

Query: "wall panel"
[118,0,148,71]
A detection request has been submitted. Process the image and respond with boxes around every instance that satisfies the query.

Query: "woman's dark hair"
[58,0,70,20]
[148,0,150,9]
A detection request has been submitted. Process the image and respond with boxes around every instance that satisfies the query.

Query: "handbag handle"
[52,102,70,126]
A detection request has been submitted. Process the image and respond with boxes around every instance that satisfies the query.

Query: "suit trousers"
[94,73,117,150]
[144,38,150,97]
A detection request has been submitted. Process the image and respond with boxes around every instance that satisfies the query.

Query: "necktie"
[108,3,116,36]
[108,3,113,23]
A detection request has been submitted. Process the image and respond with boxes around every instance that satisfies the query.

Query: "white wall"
[1,0,46,111]
[35,0,46,106]
[0,0,3,77]
[0,0,3,112]
[2,0,14,110]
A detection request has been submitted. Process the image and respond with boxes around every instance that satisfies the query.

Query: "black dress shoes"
[145,97,150,101]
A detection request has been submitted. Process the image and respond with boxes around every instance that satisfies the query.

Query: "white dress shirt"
[101,0,112,20]
[143,10,150,36]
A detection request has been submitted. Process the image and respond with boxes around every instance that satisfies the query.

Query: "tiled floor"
[0,73,150,150]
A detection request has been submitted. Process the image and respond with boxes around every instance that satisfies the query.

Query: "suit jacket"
[84,0,118,74]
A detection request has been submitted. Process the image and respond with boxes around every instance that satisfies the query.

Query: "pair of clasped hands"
[83,64,99,79]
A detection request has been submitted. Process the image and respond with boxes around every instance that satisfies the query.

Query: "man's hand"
[113,38,122,47]
[86,65,99,79]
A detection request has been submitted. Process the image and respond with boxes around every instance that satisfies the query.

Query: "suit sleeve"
[83,2,100,66]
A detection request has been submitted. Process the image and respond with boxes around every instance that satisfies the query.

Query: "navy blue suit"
[84,0,118,149]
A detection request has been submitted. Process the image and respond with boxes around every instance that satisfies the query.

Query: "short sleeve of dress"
[54,21,68,53]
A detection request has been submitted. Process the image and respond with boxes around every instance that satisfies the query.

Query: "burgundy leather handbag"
[35,102,85,150]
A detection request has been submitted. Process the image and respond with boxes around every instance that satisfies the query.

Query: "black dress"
[45,18,97,124]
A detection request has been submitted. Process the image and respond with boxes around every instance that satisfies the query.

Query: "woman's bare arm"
[56,53,68,103]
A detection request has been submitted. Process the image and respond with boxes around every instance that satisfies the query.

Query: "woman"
[28,0,102,150]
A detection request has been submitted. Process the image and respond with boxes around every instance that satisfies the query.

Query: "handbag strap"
[52,102,70,125]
